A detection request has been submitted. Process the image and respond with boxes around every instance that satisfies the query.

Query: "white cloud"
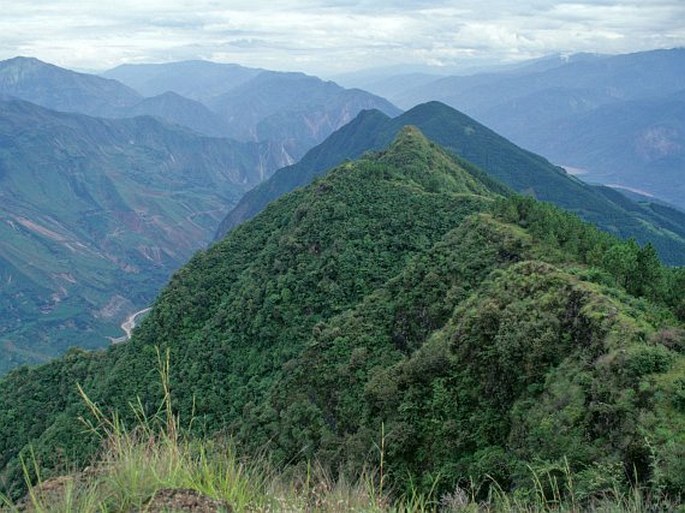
[1,1,684,74]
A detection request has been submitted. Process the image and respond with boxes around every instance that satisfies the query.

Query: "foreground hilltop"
[0,128,683,504]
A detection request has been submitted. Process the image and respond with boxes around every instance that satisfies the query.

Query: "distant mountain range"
[0,57,141,117]
[104,60,402,161]
[333,52,608,101]
[218,101,685,267]
[0,57,401,164]
[102,60,263,100]
[358,48,685,210]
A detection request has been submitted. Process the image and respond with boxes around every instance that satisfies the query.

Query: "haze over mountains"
[349,48,685,210]
[1,57,400,163]
[103,60,402,162]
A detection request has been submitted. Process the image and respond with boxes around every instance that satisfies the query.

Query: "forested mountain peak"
[370,124,493,196]
[217,102,685,267]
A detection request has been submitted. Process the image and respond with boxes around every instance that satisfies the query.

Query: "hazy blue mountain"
[121,91,229,137]
[395,48,685,111]
[0,57,228,136]
[382,49,685,209]
[333,72,445,107]
[0,56,142,116]
[335,53,606,101]
[103,60,262,101]
[0,98,282,374]
[511,93,685,209]
[105,60,402,160]
[1,56,399,164]
[205,71,401,160]
[217,101,685,266]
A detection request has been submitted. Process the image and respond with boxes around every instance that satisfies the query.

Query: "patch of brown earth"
[15,475,75,511]
[141,488,232,513]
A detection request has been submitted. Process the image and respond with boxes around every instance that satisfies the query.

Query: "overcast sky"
[2,1,684,76]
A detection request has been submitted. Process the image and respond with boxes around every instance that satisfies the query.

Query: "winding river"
[110,307,152,344]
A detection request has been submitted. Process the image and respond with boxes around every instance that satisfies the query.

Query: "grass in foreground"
[2,434,680,513]
[1,351,680,512]
[3,417,680,512]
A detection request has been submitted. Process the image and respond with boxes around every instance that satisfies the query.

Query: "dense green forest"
[218,102,685,268]
[0,127,683,506]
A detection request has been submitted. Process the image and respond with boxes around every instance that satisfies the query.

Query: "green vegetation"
[0,128,682,509]
[1,350,680,512]
[218,102,685,267]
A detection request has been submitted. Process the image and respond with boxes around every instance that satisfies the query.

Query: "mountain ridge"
[216,101,685,266]
[382,48,685,210]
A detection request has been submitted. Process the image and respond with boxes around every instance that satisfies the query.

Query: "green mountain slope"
[217,102,685,266]
[260,208,684,494]
[0,99,283,374]
[0,57,234,142]
[0,128,682,502]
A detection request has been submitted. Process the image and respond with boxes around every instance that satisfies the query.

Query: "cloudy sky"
[2,1,684,76]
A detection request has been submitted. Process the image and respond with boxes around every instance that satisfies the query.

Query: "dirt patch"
[15,476,75,511]
[142,488,232,513]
